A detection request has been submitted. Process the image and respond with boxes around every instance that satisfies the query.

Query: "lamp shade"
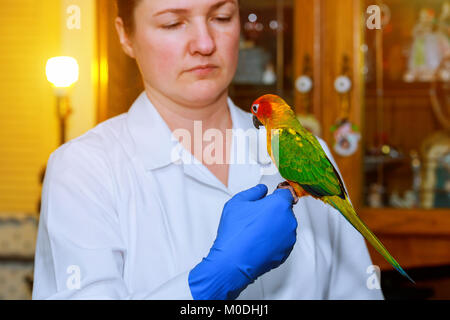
[45,56,79,88]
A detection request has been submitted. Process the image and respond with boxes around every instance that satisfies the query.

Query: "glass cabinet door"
[361,0,450,209]
[230,0,295,111]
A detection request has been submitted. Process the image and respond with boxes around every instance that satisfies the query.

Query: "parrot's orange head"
[251,94,289,129]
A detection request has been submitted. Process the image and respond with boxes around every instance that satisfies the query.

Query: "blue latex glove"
[189,184,298,300]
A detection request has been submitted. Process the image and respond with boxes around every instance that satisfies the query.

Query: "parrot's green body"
[251,94,414,283]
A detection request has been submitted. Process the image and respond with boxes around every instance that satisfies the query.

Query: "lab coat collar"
[127,92,178,171]
[126,91,272,173]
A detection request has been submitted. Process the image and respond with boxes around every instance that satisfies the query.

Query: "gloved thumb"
[233,184,268,202]
[273,188,295,203]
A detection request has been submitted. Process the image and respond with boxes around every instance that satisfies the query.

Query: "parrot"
[250,94,415,283]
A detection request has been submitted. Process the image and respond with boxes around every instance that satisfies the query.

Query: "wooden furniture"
[96,0,143,122]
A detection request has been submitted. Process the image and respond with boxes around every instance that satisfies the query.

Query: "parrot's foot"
[277,181,299,205]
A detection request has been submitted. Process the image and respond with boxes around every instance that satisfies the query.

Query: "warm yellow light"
[46,56,79,88]
[381,145,391,155]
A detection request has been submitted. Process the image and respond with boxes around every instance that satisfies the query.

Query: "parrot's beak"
[253,115,263,129]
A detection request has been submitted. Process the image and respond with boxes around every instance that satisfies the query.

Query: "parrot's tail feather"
[325,195,415,284]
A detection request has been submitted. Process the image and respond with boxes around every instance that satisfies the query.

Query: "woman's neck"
[144,87,232,133]
[144,87,232,187]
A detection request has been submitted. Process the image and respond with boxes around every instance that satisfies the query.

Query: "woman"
[32,0,382,300]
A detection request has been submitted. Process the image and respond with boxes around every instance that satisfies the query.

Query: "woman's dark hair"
[116,0,142,34]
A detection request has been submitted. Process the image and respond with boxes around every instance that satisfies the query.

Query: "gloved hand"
[189,184,298,300]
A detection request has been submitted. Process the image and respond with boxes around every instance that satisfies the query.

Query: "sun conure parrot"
[251,94,414,283]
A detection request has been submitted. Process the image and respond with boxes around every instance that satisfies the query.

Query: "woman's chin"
[179,82,228,106]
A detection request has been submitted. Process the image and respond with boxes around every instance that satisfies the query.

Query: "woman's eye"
[214,16,232,23]
[163,22,182,30]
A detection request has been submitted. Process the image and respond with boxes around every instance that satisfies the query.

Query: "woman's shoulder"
[47,113,131,176]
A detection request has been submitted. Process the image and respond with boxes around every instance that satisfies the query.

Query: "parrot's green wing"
[271,127,346,199]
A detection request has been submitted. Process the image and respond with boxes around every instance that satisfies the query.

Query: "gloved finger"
[272,188,295,204]
[233,184,268,202]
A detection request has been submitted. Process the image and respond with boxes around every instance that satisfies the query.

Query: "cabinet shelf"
[364,155,407,171]
[360,208,450,236]
[360,208,450,270]
[365,80,447,94]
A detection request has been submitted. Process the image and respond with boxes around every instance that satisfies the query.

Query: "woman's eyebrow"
[153,8,188,17]
[153,0,236,17]
[210,0,237,12]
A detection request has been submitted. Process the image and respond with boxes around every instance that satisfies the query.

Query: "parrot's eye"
[252,104,259,114]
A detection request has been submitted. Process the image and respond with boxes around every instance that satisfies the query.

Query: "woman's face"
[118,0,241,107]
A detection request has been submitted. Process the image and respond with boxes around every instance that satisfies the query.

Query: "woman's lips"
[187,65,218,76]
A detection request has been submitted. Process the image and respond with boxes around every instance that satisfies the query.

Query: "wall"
[0,0,61,215]
[0,0,97,215]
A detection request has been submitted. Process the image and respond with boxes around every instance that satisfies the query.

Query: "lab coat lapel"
[127,92,179,171]
[180,151,229,193]
[178,98,273,196]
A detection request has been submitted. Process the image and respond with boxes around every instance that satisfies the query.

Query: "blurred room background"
[0,0,449,300]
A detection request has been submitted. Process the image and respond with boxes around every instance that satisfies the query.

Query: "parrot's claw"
[277,181,299,205]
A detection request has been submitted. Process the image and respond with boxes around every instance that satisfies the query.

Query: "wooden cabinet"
[96,0,144,122]
[229,0,295,110]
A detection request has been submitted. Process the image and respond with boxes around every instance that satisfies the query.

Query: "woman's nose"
[188,21,216,56]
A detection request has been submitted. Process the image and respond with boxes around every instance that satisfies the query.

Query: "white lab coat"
[32,92,384,300]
